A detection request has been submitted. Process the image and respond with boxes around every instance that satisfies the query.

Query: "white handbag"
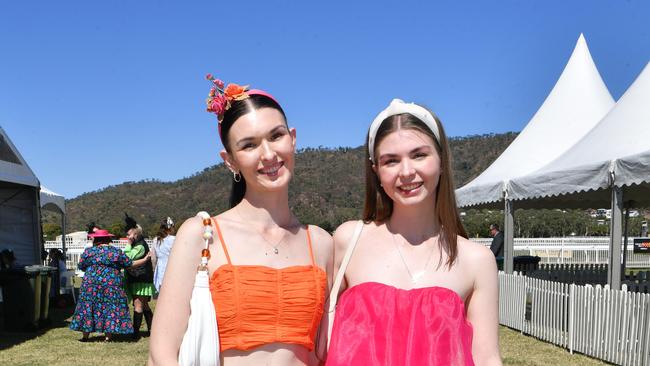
[178,212,220,366]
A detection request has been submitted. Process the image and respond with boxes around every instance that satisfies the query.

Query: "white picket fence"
[500,272,650,365]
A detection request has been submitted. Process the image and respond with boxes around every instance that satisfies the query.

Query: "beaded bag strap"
[196,211,213,272]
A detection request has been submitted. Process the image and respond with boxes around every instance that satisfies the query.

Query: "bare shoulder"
[333,220,364,252]
[456,236,497,279]
[457,236,496,267]
[307,224,333,243]
[307,225,333,252]
[172,216,206,254]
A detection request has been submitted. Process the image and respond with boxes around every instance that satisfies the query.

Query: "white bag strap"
[326,220,364,349]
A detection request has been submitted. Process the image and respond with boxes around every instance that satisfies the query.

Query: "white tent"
[40,186,67,255]
[456,34,615,208]
[509,62,650,206]
[0,127,39,188]
[506,62,650,289]
[0,126,42,265]
[40,186,65,214]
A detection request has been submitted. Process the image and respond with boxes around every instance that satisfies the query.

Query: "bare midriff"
[221,343,311,365]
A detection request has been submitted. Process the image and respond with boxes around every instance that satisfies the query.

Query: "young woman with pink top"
[326,99,501,365]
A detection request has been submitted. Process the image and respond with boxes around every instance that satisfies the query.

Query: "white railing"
[44,239,154,271]
[470,237,650,267]
[46,236,650,271]
[499,272,650,365]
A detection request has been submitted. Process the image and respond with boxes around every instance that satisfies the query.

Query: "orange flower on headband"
[224,83,249,101]
[205,74,250,121]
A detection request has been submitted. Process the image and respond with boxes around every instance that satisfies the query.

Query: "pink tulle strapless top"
[326,282,474,366]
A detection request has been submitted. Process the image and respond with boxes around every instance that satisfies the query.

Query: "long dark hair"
[220,94,287,207]
[363,111,467,267]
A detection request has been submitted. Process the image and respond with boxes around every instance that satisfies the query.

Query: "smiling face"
[374,128,441,208]
[221,107,296,193]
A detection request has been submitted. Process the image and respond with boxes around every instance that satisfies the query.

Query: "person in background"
[0,249,16,270]
[47,248,67,299]
[69,229,149,342]
[85,222,102,249]
[151,217,175,295]
[123,213,155,339]
[489,223,504,258]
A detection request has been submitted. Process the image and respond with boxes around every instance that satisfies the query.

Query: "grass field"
[0,304,608,366]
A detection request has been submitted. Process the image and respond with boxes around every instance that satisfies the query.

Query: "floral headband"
[205,73,250,121]
[205,74,280,138]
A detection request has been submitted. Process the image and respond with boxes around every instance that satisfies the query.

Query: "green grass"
[0,303,608,366]
[499,327,607,366]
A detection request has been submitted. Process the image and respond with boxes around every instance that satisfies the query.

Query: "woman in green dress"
[123,215,155,339]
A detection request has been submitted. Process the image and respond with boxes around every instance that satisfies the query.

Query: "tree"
[43,223,62,241]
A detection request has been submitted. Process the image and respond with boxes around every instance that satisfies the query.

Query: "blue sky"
[0,1,648,198]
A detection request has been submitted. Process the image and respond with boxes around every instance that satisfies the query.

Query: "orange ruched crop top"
[209,218,327,352]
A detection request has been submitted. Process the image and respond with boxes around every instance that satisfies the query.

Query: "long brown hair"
[363,111,467,267]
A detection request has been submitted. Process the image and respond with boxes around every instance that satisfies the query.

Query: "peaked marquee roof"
[455,34,615,208]
[0,126,39,188]
[509,62,650,208]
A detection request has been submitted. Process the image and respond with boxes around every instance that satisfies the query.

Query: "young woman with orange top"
[149,77,333,366]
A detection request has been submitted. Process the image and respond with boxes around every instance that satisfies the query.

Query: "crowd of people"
[68,215,176,342]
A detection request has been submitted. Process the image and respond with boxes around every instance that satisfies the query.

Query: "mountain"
[56,132,518,236]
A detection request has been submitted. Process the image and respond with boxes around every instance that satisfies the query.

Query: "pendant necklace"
[387,223,437,284]
[236,207,287,255]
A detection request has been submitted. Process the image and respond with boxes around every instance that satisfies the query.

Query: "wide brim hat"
[88,229,115,238]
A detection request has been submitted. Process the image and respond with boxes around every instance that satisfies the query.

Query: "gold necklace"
[386,223,437,284]
[235,207,288,255]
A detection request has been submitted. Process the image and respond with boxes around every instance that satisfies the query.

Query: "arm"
[130,252,151,268]
[312,220,360,363]
[308,226,334,364]
[150,243,158,271]
[465,240,502,366]
[331,220,360,296]
[77,249,91,271]
[124,243,145,260]
[117,250,133,268]
[148,217,205,366]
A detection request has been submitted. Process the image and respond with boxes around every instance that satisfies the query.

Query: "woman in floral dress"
[70,229,149,342]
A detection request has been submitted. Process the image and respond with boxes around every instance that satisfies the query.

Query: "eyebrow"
[235,124,288,147]
[378,145,432,160]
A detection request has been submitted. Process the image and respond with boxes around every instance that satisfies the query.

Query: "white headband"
[368,99,441,163]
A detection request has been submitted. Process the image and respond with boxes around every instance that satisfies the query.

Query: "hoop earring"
[233,171,241,182]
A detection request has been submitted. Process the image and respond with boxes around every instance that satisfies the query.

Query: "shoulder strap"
[326,220,364,349]
[211,217,232,265]
[305,225,316,267]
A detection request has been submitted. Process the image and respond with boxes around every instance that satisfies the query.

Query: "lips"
[258,162,284,176]
[397,182,423,194]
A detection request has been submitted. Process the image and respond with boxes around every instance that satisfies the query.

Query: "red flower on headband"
[206,94,228,116]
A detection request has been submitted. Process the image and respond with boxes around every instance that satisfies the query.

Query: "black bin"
[495,256,541,274]
[513,255,541,274]
[0,266,42,331]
